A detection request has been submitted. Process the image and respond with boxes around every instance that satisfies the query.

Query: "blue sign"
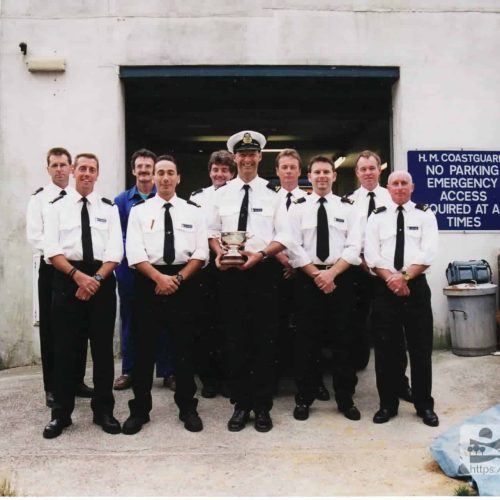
[407,151,500,231]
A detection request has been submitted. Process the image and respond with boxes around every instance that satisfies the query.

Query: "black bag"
[445,260,492,285]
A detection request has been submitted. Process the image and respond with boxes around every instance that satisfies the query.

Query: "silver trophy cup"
[219,231,250,266]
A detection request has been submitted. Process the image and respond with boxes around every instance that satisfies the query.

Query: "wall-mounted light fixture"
[26,58,66,72]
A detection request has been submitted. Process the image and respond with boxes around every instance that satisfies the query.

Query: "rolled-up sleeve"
[364,215,385,269]
[103,205,124,264]
[126,207,149,267]
[190,210,209,264]
[341,210,363,266]
[412,211,438,266]
[43,203,62,259]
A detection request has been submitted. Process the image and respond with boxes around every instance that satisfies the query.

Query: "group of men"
[26,129,439,440]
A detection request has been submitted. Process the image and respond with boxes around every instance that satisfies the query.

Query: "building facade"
[0,0,498,367]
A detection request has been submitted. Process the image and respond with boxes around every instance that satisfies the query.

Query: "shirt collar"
[127,184,157,200]
[153,193,179,208]
[234,175,263,190]
[310,191,334,203]
[388,199,415,212]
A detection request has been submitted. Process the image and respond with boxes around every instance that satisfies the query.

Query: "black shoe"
[254,411,273,432]
[398,386,414,403]
[227,409,250,432]
[201,384,218,399]
[122,414,150,435]
[373,408,397,424]
[293,404,310,421]
[179,409,203,432]
[93,414,121,434]
[342,406,361,421]
[417,409,439,427]
[45,391,55,408]
[43,417,72,439]
[75,382,94,398]
[315,384,330,401]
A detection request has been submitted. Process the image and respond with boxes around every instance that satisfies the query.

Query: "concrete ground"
[0,351,498,497]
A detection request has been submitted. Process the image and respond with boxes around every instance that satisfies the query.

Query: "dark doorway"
[121,66,398,198]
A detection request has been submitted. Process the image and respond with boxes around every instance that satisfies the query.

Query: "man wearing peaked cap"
[208,129,294,433]
[227,130,266,154]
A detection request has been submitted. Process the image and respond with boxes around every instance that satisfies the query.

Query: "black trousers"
[294,271,358,409]
[371,275,434,413]
[128,266,198,417]
[193,257,225,387]
[51,262,116,419]
[218,258,282,413]
[38,258,88,392]
[347,266,410,388]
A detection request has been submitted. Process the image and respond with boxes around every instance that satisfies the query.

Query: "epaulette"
[190,188,203,196]
[132,199,145,207]
[372,206,386,214]
[32,187,44,196]
[266,182,279,192]
[275,186,282,193]
[102,197,115,206]
[415,203,429,211]
[293,197,307,204]
[50,194,64,204]
[340,194,354,205]
[187,199,201,208]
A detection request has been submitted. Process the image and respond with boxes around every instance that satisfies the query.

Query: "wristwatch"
[176,273,184,284]
[402,271,411,281]
[93,273,104,283]
[258,250,268,260]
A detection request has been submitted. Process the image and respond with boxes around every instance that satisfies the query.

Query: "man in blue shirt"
[113,149,175,391]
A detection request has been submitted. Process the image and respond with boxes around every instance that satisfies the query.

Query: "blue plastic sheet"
[430,404,500,496]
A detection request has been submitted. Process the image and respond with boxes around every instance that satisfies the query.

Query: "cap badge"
[243,132,253,144]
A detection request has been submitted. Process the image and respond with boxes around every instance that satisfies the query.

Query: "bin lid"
[443,283,497,296]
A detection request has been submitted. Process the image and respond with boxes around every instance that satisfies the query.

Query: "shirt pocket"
[405,224,422,241]
[380,224,397,242]
[175,222,196,254]
[331,217,348,237]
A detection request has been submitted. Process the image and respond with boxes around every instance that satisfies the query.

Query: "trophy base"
[220,256,245,267]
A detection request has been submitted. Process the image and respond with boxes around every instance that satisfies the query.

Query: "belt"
[315,264,333,270]
[152,264,184,274]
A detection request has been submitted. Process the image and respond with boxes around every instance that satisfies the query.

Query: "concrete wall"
[1,0,499,366]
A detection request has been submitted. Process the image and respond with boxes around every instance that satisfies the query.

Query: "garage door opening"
[120,65,398,198]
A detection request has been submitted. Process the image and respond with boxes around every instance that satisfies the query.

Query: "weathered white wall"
[1,0,499,366]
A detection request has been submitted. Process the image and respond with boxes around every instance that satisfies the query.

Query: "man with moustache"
[208,130,294,432]
[42,153,123,438]
[345,151,412,402]
[122,155,208,434]
[289,155,363,422]
[113,149,176,392]
[26,147,93,409]
[190,150,236,399]
[364,171,439,426]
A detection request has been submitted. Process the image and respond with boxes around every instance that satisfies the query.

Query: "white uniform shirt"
[364,200,438,273]
[126,194,208,267]
[43,190,123,263]
[189,185,216,209]
[208,176,292,252]
[26,183,74,255]
[288,192,363,268]
[276,186,304,215]
[348,184,393,252]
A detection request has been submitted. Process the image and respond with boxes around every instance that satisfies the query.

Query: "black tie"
[367,192,376,218]
[316,197,329,262]
[286,192,292,211]
[163,203,175,265]
[238,185,250,231]
[394,206,405,271]
[81,197,94,264]
[60,189,67,196]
